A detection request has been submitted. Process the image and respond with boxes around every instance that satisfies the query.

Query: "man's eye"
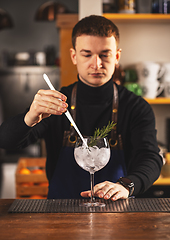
[84,55,91,57]
[100,54,108,58]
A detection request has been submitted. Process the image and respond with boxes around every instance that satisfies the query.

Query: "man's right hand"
[24,89,68,127]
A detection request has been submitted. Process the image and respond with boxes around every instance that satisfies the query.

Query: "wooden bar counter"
[0,199,170,240]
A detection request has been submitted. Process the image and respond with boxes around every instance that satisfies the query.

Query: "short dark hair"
[72,15,119,49]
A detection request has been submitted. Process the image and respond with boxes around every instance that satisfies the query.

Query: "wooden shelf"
[103,13,170,23]
[154,177,170,185]
[56,14,78,28]
[57,14,170,29]
[145,98,170,104]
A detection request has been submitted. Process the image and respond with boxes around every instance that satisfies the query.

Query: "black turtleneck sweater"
[0,78,163,196]
[76,78,113,135]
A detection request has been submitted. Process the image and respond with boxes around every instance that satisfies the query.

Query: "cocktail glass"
[74,137,110,207]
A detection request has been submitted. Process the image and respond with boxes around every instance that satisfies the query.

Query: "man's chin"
[79,75,109,87]
[87,80,109,87]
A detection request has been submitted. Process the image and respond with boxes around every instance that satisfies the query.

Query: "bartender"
[0,15,163,201]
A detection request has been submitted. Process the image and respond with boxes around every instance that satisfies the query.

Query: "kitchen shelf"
[154,177,170,185]
[57,14,170,29]
[145,98,170,104]
[103,13,170,23]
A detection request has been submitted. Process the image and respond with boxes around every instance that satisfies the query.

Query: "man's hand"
[24,89,68,127]
[81,181,129,201]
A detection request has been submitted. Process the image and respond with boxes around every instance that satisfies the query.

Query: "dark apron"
[47,83,127,199]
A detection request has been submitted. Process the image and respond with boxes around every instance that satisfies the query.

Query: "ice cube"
[74,146,93,170]
[89,146,99,159]
[95,148,110,169]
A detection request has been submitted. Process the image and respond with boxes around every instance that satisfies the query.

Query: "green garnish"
[88,121,116,147]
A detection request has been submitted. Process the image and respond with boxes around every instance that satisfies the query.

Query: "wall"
[117,23,170,68]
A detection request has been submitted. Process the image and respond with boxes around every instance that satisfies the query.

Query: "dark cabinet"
[137,185,170,198]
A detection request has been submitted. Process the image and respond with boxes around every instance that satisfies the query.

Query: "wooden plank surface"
[0,199,170,240]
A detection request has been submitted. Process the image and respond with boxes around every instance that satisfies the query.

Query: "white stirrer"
[43,73,88,148]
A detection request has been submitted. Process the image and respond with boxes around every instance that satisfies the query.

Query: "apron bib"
[47,83,127,199]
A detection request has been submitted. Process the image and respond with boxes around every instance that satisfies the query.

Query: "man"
[0,15,162,201]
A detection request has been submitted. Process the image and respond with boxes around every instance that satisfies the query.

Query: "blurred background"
[0,0,78,198]
[0,0,170,199]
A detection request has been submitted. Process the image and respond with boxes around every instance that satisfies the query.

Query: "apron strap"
[70,83,77,122]
[62,83,78,147]
[109,83,119,148]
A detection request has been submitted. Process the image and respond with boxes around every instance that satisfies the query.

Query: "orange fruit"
[19,168,31,174]
[30,195,46,199]
[38,182,49,187]
[31,169,44,174]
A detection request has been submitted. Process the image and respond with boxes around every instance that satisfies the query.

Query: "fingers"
[34,90,68,115]
[94,181,129,201]
[24,89,68,127]
[37,89,67,102]
[80,191,91,198]
[80,181,129,201]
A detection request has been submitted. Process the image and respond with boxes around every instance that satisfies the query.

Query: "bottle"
[152,0,170,13]
[103,0,117,13]
[163,0,170,13]
[118,0,135,13]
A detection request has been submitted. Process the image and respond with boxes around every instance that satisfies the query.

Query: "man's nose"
[91,55,102,69]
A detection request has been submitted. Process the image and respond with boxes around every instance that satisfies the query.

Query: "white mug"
[35,52,46,66]
[136,61,165,83]
[162,63,170,82]
[139,79,164,99]
[164,82,170,98]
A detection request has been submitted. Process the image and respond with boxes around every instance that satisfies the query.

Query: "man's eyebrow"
[80,49,112,53]
[101,49,112,53]
[80,49,91,53]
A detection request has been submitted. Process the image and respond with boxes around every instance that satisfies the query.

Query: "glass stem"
[90,173,95,203]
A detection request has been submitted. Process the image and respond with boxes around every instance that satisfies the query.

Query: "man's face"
[70,35,121,87]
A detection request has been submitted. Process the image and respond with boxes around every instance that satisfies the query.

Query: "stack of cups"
[136,61,164,99]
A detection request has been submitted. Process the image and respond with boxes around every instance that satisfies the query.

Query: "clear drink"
[74,144,110,173]
[74,137,110,207]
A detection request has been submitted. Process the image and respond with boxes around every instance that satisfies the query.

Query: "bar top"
[0,199,170,240]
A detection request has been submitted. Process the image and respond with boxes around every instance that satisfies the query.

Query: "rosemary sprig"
[88,121,116,147]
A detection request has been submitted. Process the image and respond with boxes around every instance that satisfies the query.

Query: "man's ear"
[70,48,77,65]
[115,48,122,65]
